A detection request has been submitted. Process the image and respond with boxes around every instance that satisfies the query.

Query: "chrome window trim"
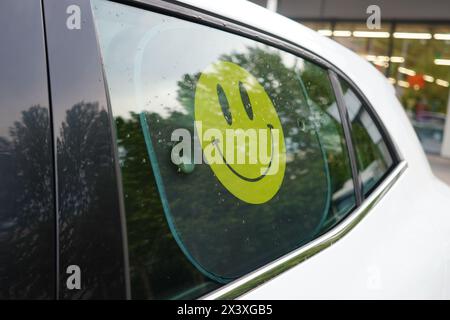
[201,160,407,300]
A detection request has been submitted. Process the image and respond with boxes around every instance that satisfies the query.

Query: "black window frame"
[329,70,363,205]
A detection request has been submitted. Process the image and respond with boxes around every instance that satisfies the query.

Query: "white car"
[1,0,449,299]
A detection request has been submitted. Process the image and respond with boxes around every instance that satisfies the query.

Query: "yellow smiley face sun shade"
[195,61,286,204]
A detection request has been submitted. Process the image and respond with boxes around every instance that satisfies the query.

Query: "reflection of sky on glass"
[92,0,305,120]
[93,0,243,119]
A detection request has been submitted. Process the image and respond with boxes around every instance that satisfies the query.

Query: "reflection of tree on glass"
[57,101,125,299]
[115,112,219,299]
[0,106,54,299]
[144,46,332,281]
[222,47,356,226]
[111,44,361,300]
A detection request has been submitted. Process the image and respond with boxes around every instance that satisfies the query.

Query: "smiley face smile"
[211,124,275,182]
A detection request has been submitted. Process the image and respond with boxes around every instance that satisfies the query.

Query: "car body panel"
[0,0,55,299]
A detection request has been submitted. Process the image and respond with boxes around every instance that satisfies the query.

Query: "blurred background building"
[250,0,450,164]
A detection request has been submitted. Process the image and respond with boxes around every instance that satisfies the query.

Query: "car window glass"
[92,0,356,299]
[339,78,394,196]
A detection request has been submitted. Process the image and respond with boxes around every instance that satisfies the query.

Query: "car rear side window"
[92,0,356,299]
[339,78,394,196]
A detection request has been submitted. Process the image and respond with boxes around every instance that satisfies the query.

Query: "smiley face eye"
[238,81,254,120]
[217,83,232,125]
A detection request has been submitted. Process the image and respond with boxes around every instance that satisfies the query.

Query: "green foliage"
[116,46,357,299]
